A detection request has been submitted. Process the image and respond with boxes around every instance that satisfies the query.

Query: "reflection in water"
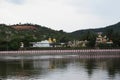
[84,59,97,77]
[106,59,120,78]
[0,57,120,80]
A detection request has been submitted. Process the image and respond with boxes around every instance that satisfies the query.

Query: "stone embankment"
[0,49,120,57]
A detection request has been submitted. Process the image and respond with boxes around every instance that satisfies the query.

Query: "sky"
[0,0,120,32]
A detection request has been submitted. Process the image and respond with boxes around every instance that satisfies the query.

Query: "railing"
[0,49,120,58]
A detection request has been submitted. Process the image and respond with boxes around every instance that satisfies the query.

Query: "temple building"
[30,38,57,47]
[95,32,113,46]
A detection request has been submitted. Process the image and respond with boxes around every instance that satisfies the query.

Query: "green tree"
[9,38,21,50]
[82,30,96,47]
[59,36,70,43]
[105,29,113,40]
[112,31,120,47]
[21,35,36,47]
[0,41,8,51]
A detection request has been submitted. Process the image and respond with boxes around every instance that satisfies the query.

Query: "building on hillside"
[53,38,56,43]
[30,38,57,47]
[30,40,52,47]
[48,38,53,43]
[96,32,109,44]
[106,40,113,44]
[68,40,88,47]
[96,32,103,43]
[95,32,113,47]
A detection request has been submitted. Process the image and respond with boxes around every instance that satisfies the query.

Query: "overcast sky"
[0,0,120,32]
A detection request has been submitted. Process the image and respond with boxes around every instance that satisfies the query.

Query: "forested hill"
[71,22,120,39]
[0,23,71,50]
[0,22,120,50]
[0,23,70,41]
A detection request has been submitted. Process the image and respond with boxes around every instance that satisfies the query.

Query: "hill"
[71,22,120,47]
[0,23,71,50]
[0,22,120,50]
[71,22,120,39]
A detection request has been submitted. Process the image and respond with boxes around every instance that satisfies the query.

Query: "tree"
[82,30,97,47]
[9,38,21,50]
[105,28,120,47]
[60,36,70,43]
[21,35,36,47]
[0,41,8,51]
[105,28,113,40]
[112,31,120,47]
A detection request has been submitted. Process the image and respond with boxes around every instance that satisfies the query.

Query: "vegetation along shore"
[0,22,120,51]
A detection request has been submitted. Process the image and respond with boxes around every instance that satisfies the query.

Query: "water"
[0,55,120,80]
